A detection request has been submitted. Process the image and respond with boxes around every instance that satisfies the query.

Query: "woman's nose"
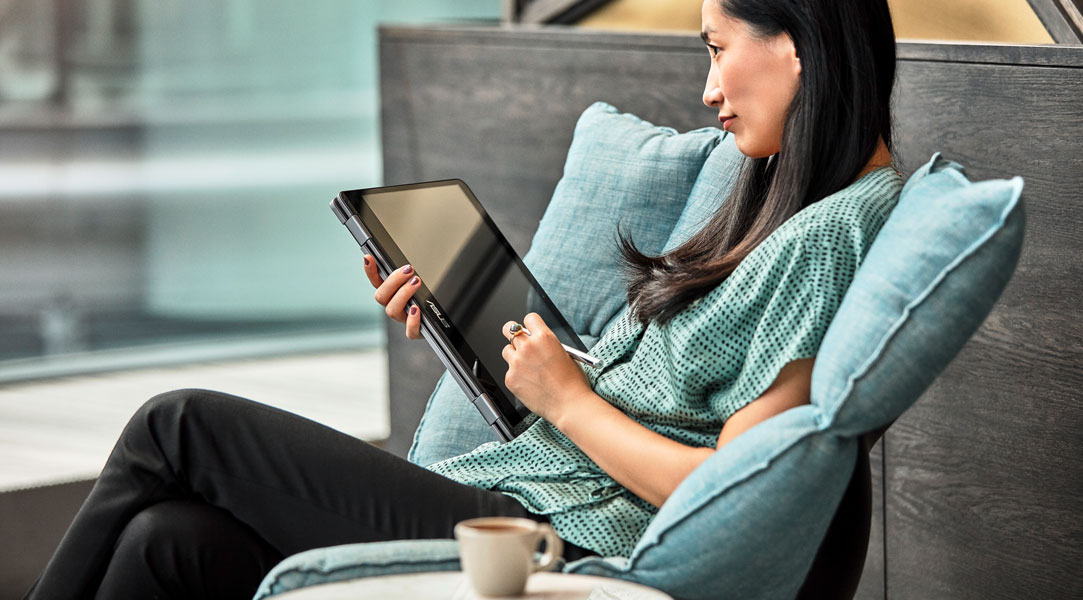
[703,79,721,108]
[702,67,721,108]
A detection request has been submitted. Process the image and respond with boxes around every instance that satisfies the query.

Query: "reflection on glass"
[0,0,501,378]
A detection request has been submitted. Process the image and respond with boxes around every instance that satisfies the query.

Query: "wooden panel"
[886,54,1083,599]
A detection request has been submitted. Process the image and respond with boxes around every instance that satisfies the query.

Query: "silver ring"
[509,322,532,337]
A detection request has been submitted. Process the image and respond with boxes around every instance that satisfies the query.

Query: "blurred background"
[0,0,503,376]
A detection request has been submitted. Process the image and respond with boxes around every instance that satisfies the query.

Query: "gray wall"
[379,26,1083,598]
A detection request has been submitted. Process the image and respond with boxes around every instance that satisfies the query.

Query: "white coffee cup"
[454,516,563,596]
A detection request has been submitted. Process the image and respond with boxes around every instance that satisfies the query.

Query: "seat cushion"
[408,102,725,468]
[253,540,462,599]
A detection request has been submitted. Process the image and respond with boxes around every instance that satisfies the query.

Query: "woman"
[28,0,899,597]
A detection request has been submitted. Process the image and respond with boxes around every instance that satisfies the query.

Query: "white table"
[274,571,673,599]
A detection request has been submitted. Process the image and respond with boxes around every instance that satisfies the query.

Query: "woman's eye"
[707,45,722,57]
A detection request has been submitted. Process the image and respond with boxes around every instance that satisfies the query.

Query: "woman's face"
[700,0,801,158]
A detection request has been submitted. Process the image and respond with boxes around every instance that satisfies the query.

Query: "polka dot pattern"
[428,167,904,558]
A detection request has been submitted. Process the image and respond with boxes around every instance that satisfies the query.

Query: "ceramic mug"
[454,516,563,596]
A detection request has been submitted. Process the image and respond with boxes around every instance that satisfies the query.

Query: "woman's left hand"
[501,312,592,425]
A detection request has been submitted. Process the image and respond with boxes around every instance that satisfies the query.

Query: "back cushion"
[662,133,745,252]
[409,102,726,467]
[523,101,724,342]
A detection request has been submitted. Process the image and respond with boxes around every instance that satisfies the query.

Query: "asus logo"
[427,300,451,328]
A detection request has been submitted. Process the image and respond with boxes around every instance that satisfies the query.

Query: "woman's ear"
[776,33,801,77]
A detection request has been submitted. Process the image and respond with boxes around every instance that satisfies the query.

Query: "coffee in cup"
[454,517,563,596]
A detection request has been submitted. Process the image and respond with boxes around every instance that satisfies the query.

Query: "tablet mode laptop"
[331,180,589,442]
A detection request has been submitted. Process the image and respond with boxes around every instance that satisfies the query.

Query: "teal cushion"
[253,540,462,599]
[408,102,724,468]
[813,154,1025,435]
[565,406,853,600]
[523,101,724,340]
[662,131,745,252]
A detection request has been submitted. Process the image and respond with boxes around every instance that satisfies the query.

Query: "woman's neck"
[855,138,894,181]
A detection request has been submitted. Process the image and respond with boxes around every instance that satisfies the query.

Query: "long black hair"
[621,0,896,325]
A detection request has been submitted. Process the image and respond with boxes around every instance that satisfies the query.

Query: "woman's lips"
[719,115,736,131]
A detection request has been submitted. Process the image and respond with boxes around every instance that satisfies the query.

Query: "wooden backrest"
[378,26,1083,599]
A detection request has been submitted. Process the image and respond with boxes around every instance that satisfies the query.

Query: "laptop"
[331,180,593,442]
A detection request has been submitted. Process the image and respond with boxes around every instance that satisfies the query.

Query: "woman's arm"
[504,313,814,508]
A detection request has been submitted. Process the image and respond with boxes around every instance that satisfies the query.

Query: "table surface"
[274,571,674,599]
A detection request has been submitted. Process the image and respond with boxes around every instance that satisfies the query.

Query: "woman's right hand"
[363,255,423,339]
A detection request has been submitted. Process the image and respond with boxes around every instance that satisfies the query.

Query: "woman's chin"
[732,135,779,160]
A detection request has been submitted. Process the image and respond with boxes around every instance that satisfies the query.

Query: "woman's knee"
[103,501,282,598]
[139,387,220,418]
[114,500,190,554]
[128,388,240,434]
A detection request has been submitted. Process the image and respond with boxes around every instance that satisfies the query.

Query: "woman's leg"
[94,500,281,599]
[28,388,541,599]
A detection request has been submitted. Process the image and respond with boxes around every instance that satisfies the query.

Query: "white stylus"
[512,324,599,368]
[562,344,600,368]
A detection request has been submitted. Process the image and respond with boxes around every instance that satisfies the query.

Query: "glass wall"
[0,0,501,380]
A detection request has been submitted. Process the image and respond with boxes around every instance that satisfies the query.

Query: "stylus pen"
[509,324,597,366]
[563,344,600,368]
[515,324,599,368]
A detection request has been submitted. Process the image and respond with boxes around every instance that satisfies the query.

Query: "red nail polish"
[403,264,413,275]
[410,276,420,285]
[410,305,418,316]
[363,255,370,266]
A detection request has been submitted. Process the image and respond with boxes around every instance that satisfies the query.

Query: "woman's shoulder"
[686,166,903,313]
[775,166,904,252]
[793,167,903,228]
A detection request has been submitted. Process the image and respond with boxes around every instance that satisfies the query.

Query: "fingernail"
[410,276,420,285]
[410,306,418,316]
[403,264,413,275]
[363,255,370,266]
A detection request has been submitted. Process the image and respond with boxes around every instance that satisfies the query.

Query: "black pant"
[27,389,593,599]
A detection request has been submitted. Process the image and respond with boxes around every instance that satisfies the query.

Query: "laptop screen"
[343,180,586,428]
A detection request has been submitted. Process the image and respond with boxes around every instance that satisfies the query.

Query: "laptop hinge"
[472,393,500,425]
[330,196,354,223]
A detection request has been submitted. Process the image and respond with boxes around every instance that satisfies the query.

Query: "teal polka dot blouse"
[428,167,904,558]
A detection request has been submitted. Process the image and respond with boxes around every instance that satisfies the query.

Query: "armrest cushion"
[813,155,1025,435]
[564,406,854,600]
